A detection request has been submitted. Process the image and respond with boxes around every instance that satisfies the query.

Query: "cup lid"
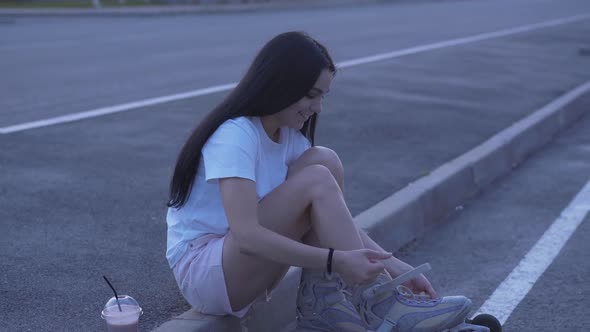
[101,295,143,319]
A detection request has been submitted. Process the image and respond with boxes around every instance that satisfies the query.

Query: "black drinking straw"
[102,275,123,312]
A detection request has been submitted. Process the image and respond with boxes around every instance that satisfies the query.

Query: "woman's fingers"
[365,261,385,281]
[372,261,385,271]
[364,249,393,261]
[425,283,438,298]
[342,249,391,284]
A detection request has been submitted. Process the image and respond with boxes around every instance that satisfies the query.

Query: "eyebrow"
[311,87,330,94]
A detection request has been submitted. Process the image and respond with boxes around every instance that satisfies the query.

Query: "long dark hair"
[168,31,337,208]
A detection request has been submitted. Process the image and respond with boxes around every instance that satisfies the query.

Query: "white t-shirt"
[166,116,312,268]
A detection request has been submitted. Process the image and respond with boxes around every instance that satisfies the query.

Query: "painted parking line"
[474,178,590,324]
[1,13,589,135]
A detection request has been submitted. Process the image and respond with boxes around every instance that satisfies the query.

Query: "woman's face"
[277,69,333,129]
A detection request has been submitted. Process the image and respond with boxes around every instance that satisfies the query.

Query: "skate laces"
[395,284,438,305]
[343,288,353,298]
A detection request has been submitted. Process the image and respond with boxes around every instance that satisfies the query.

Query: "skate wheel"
[466,314,502,332]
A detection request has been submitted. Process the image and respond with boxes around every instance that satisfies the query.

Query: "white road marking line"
[338,13,590,68]
[473,179,590,325]
[1,13,589,135]
[0,83,237,134]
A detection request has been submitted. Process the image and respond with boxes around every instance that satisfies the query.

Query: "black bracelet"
[327,248,334,274]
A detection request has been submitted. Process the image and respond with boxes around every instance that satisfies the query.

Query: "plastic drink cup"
[101,295,143,332]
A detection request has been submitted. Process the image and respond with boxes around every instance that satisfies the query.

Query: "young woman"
[166,31,473,331]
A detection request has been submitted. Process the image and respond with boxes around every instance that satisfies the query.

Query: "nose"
[310,100,322,114]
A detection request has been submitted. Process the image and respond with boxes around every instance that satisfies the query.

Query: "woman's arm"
[358,228,414,276]
[220,176,332,270]
[358,227,438,297]
[243,224,334,270]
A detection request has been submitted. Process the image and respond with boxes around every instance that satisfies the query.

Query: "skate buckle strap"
[363,263,432,301]
[370,263,432,332]
[375,317,396,332]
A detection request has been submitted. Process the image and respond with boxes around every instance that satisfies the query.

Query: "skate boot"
[350,263,485,332]
[294,268,369,332]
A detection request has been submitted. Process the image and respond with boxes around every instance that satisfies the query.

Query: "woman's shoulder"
[219,116,256,130]
[214,116,259,142]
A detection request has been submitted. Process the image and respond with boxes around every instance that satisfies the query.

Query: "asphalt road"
[395,110,590,332]
[1,0,589,330]
[1,0,590,126]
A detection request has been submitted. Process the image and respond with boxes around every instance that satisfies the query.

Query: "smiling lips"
[298,111,311,121]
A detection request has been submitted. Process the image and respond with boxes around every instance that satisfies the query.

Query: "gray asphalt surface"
[1,0,589,126]
[395,109,590,332]
[1,0,589,331]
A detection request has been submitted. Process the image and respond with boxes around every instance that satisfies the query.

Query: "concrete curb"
[152,81,590,332]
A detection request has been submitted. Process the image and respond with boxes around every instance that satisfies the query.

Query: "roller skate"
[453,314,502,332]
[348,263,502,332]
[294,268,368,332]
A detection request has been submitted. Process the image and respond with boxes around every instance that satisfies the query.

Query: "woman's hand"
[384,261,438,299]
[332,249,392,286]
[403,273,437,299]
[332,249,438,299]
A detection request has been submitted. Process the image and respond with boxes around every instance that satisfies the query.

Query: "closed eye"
[305,88,330,99]
[308,87,330,98]
[306,94,327,100]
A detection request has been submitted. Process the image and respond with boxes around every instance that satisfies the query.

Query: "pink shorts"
[172,233,273,318]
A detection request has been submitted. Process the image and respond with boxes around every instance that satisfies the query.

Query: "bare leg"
[291,147,358,249]
[222,147,364,311]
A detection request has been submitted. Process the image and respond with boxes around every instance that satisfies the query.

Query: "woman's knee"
[290,146,344,184]
[297,164,341,201]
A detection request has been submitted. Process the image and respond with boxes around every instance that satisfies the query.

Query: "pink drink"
[107,322,138,332]
[102,297,142,332]
[104,304,139,332]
